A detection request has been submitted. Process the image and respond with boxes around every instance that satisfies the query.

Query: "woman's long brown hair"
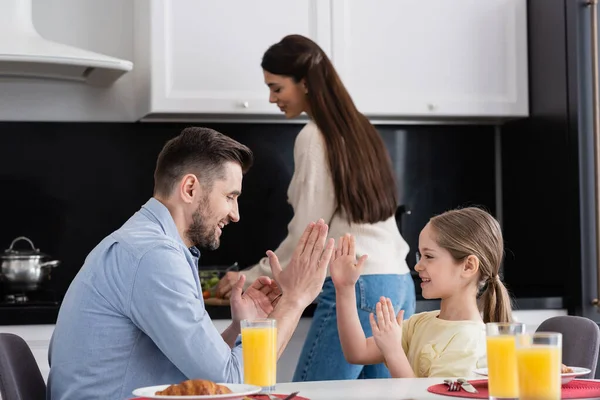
[261,34,398,224]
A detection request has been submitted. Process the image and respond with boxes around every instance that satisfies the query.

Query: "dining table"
[269,377,600,400]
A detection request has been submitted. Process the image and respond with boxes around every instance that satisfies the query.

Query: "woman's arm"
[240,124,337,286]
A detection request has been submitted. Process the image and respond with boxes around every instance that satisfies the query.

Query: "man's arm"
[129,244,243,383]
[216,128,336,297]
[269,297,305,358]
[266,219,335,359]
[220,324,241,349]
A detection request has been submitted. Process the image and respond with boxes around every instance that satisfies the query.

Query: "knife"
[457,378,478,393]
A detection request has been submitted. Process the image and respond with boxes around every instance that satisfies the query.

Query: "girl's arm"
[370,298,415,378]
[332,235,384,365]
[336,286,385,365]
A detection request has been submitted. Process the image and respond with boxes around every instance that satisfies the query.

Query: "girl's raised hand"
[329,234,368,289]
[369,297,404,358]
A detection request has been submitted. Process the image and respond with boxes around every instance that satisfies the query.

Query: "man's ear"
[179,174,200,204]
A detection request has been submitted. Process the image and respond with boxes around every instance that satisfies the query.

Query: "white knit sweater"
[241,121,410,286]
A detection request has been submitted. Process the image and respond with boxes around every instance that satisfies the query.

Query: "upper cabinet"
[330,0,529,119]
[134,0,528,122]
[134,0,331,121]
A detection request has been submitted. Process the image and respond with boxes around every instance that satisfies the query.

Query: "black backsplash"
[0,121,525,299]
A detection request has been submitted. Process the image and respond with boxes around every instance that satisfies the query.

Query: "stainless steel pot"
[0,236,60,292]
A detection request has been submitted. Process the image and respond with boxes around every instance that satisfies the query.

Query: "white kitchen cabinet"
[134,0,528,122]
[134,0,331,121]
[330,0,529,119]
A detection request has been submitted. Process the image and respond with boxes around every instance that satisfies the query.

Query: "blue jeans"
[292,273,416,381]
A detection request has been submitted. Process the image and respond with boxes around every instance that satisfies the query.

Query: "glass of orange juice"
[486,322,525,400]
[241,318,277,393]
[516,332,562,400]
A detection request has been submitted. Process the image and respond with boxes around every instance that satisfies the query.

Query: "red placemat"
[250,395,309,399]
[427,379,600,399]
[132,395,309,400]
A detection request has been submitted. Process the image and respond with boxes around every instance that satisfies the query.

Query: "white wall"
[511,309,569,334]
[0,0,135,121]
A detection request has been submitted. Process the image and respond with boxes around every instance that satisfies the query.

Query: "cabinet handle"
[427,103,437,111]
[586,0,600,309]
[241,101,250,109]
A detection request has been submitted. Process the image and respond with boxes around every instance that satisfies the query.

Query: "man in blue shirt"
[47,127,334,400]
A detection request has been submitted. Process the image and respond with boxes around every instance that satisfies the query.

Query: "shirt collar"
[140,197,201,257]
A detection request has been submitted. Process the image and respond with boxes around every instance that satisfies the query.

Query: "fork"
[279,392,299,400]
[258,391,299,400]
[444,379,460,391]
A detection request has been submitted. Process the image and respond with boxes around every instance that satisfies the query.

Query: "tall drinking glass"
[241,319,277,393]
[486,322,525,400]
[516,332,562,400]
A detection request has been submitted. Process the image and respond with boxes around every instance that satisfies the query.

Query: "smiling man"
[47,127,334,400]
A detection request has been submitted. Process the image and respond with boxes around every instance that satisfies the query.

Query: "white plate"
[473,366,592,385]
[131,383,262,399]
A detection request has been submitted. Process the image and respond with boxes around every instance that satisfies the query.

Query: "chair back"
[536,315,600,378]
[0,333,46,400]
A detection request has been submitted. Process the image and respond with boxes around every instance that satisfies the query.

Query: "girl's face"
[263,70,308,118]
[414,223,476,299]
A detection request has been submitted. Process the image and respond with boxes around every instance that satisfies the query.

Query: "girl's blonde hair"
[429,207,512,323]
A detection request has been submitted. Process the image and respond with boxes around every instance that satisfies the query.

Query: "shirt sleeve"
[241,126,337,286]
[402,315,412,354]
[128,243,243,383]
[421,330,485,378]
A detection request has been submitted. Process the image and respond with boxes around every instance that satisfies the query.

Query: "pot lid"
[2,236,48,258]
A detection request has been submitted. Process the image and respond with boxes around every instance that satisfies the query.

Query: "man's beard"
[186,196,220,250]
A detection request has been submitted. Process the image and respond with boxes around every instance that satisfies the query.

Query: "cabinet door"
[144,0,331,117]
[330,0,528,118]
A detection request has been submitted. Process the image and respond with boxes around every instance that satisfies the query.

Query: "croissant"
[156,379,233,396]
[561,364,574,374]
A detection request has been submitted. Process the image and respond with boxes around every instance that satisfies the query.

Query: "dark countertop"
[0,296,566,326]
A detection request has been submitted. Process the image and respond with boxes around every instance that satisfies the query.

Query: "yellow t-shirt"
[401,310,487,378]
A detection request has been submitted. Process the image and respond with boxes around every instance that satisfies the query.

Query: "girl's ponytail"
[481,275,513,323]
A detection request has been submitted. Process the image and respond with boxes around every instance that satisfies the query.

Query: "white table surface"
[274,378,600,400]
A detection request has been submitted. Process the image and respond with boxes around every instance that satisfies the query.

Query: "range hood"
[0,0,133,87]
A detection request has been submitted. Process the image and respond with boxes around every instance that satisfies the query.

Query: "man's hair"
[153,127,253,196]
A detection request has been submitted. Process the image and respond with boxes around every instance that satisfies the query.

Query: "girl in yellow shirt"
[333,207,512,378]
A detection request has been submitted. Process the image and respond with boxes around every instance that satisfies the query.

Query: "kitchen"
[0,0,596,387]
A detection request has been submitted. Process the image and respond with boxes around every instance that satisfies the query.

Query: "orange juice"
[516,345,561,400]
[487,335,519,398]
[241,326,277,388]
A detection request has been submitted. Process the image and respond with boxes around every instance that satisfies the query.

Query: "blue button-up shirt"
[47,198,243,400]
